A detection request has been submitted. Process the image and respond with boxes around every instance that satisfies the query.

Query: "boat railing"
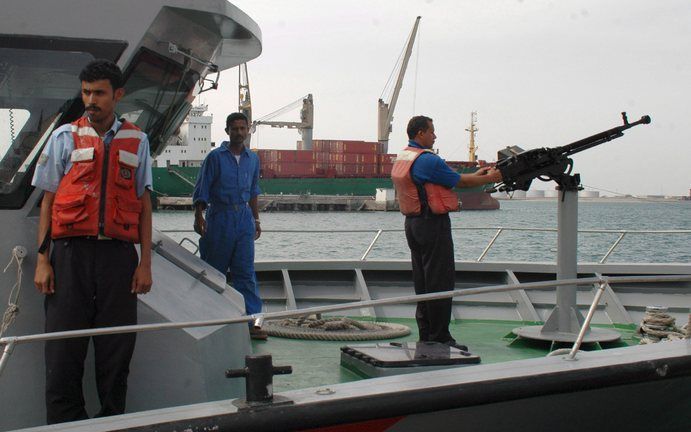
[160,227,691,263]
[2,274,690,378]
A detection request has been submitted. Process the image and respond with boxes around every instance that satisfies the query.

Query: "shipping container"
[378,154,397,164]
[294,150,315,162]
[342,141,378,154]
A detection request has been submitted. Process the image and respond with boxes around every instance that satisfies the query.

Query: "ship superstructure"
[155,105,214,168]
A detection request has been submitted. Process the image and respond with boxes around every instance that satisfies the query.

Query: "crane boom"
[252,94,314,149]
[238,63,252,147]
[377,16,421,153]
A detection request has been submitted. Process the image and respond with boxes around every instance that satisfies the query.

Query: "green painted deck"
[251,318,639,393]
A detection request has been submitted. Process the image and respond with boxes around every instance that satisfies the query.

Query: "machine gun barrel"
[556,113,651,157]
[492,112,651,193]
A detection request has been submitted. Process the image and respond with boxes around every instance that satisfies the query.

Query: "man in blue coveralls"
[192,112,267,340]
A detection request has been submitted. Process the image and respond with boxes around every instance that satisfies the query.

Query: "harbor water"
[154,200,691,263]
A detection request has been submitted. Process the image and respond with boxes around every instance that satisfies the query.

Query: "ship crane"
[238,63,314,149]
[238,63,252,147]
[377,16,421,154]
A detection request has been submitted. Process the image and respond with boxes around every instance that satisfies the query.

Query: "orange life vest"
[391,146,460,216]
[52,117,143,243]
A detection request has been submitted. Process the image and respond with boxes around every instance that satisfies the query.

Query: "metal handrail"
[161,227,691,263]
[2,274,690,378]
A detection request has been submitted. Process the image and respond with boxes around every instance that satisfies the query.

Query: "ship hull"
[152,167,500,210]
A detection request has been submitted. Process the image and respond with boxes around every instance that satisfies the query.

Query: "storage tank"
[544,189,559,198]
[579,190,600,198]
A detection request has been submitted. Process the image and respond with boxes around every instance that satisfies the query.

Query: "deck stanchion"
[600,231,627,264]
[0,340,15,377]
[477,228,504,262]
[567,281,608,360]
[361,229,383,261]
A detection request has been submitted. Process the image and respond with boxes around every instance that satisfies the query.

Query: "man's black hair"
[79,59,123,90]
[226,112,249,129]
[407,115,433,139]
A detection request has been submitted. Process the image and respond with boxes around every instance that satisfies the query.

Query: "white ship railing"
[160,227,691,263]
[2,274,690,377]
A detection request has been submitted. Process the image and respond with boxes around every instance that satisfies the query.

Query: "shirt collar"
[220,141,249,157]
[105,117,122,138]
[87,115,121,138]
[408,140,424,149]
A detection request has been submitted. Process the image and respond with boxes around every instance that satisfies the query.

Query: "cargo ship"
[152,16,499,211]
[152,106,500,210]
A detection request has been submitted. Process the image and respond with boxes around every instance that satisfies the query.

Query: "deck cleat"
[226,354,293,410]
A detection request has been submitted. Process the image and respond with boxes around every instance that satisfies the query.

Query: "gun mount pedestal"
[514,177,621,345]
[495,113,650,345]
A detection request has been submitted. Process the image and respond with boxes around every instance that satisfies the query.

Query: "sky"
[200,0,690,196]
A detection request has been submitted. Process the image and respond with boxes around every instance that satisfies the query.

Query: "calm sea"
[153,200,691,264]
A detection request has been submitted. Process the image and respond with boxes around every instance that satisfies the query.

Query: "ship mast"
[465,111,478,164]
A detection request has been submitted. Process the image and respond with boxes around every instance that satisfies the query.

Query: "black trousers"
[405,213,456,343]
[45,237,138,424]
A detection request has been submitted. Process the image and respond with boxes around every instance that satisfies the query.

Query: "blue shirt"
[408,141,461,188]
[31,118,153,197]
[193,141,261,207]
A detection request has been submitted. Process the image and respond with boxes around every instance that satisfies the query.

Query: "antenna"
[465,112,478,163]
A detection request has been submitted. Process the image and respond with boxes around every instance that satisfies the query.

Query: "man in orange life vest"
[391,116,501,350]
[32,60,153,423]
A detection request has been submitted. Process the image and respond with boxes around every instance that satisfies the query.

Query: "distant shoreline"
[494,196,689,203]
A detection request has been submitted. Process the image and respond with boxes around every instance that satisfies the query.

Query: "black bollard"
[226,354,292,407]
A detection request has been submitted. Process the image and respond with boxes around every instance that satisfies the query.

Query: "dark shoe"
[249,327,268,340]
[445,340,469,352]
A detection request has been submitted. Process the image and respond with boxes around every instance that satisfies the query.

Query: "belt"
[63,236,129,243]
[211,202,248,211]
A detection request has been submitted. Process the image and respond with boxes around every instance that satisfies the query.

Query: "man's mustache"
[86,105,100,112]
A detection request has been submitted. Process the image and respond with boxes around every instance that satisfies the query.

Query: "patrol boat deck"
[1,0,690,431]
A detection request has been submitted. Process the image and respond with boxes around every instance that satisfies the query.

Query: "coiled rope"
[637,307,687,344]
[264,316,410,341]
[1,247,26,338]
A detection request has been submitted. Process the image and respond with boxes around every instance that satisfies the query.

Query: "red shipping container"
[294,150,314,162]
[343,153,358,164]
[343,141,378,154]
[362,153,377,164]
[366,164,378,176]
[378,154,397,164]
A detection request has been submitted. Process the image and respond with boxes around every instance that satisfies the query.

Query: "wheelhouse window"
[118,49,200,155]
[0,47,94,204]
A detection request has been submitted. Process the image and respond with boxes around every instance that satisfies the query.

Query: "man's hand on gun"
[476,166,503,183]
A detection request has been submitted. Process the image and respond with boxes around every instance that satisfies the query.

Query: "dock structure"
[156,194,400,212]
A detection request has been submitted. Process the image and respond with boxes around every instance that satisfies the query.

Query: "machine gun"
[490,112,651,193]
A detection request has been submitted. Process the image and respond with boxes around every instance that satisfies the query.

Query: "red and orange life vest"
[391,146,460,216]
[52,117,143,243]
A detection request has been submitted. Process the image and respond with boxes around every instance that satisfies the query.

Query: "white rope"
[637,308,686,344]
[264,316,410,341]
[0,247,26,338]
